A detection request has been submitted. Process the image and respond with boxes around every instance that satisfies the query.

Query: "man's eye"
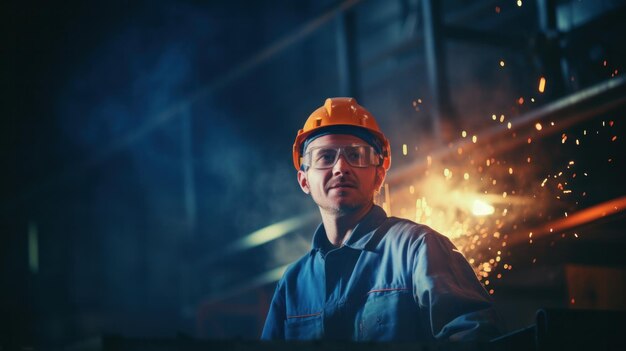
[316,152,335,162]
[347,151,361,160]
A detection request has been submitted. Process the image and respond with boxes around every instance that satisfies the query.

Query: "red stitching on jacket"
[366,287,409,294]
[286,312,322,319]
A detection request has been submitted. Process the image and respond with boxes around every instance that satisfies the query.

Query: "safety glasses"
[302,144,382,170]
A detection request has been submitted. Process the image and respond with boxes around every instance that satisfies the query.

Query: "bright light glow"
[228,213,317,253]
[472,199,495,216]
[517,0,523,7]
[538,77,546,93]
[402,144,408,155]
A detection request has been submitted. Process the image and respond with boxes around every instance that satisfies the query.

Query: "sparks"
[472,199,495,216]
[538,76,546,93]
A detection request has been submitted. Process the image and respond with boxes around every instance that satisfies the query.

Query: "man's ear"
[297,170,311,194]
[374,166,386,191]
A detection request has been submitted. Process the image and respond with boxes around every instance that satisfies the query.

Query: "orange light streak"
[538,77,546,93]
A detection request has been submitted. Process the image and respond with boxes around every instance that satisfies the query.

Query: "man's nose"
[333,154,352,175]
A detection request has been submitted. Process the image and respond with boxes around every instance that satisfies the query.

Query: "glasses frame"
[301,144,382,170]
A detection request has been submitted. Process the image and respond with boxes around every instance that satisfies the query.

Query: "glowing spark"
[527,157,531,163]
[491,114,497,120]
[461,130,467,138]
[502,192,507,198]
[561,134,567,144]
[517,97,524,104]
[517,0,523,6]
[574,233,579,238]
[535,123,542,131]
[409,185,415,194]
[444,168,452,179]
[576,139,580,145]
[508,167,513,174]
[472,199,495,216]
[499,115,505,122]
[538,76,546,93]
[472,135,478,143]
[499,60,505,67]
[527,137,532,144]
[464,173,470,180]
[507,122,512,129]
[402,144,408,155]
[612,136,617,141]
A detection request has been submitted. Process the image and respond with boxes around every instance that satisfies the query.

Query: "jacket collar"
[311,205,388,254]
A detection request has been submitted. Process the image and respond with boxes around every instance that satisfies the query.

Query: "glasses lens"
[343,145,369,167]
[310,147,339,168]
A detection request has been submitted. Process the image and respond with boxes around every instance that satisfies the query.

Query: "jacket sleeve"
[412,228,502,341]
[261,278,286,340]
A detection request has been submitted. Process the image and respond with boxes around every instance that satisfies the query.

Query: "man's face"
[297,134,386,215]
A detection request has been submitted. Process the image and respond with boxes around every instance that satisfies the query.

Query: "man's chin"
[321,200,364,215]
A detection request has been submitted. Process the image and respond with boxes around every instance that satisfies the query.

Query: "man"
[261,97,500,341]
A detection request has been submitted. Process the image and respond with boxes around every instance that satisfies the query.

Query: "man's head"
[293,98,391,215]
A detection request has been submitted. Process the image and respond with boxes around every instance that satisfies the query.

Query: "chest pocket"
[355,288,422,341]
[284,313,323,340]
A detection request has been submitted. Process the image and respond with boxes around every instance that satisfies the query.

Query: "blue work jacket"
[261,205,500,341]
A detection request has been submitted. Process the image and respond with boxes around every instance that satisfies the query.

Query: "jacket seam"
[366,287,410,295]
[286,311,322,319]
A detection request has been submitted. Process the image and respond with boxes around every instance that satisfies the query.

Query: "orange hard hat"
[292,97,391,171]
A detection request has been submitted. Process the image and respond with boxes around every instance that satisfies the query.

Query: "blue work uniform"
[261,205,500,341]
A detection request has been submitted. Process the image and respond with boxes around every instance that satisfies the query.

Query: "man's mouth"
[329,183,356,189]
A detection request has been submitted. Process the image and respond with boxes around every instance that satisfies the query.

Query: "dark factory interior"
[2,0,626,349]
